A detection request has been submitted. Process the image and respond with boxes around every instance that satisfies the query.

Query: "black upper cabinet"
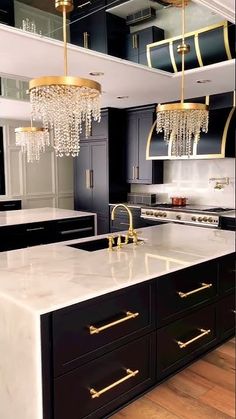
[0,0,15,26]
[74,109,128,234]
[70,9,128,58]
[125,26,164,65]
[126,106,163,184]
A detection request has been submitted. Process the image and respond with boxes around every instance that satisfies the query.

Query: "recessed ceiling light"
[89,72,104,76]
[196,79,211,84]
[117,96,129,99]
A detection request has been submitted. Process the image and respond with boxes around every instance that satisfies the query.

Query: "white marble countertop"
[0,207,95,227]
[0,224,234,315]
[220,210,236,219]
[0,196,21,201]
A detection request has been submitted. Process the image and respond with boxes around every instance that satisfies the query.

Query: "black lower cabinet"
[0,216,95,252]
[54,334,156,419]
[41,253,235,419]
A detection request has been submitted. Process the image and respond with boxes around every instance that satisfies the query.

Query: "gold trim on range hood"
[146,93,235,160]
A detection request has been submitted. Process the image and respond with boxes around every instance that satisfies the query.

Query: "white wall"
[1,120,74,210]
[131,159,235,208]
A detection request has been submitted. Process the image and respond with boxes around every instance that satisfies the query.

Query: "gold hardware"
[117,235,123,249]
[107,235,115,251]
[177,328,211,349]
[85,169,91,189]
[132,166,136,180]
[135,166,139,180]
[209,177,230,190]
[177,282,212,298]
[177,43,190,54]
[90,169,94,188]
[55,0,74,13]
[83,31,89,49]
[169,41,178,73]
[195,34,203,67]
[89,311,139,334]
[232,310,236,314]
[223,21,232,60]
[90,368,139,399]
[132,34,138,49]
[111,204,139,244]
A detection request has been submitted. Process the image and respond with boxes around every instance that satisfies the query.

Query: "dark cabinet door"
[126,113,138,183]
[137,110,154,183]
[126,107,163,184]
[91,140,108,213]
[74,143,92,211]
[70,11,106,53]
[125,26,164,65]
[0,0,14,26]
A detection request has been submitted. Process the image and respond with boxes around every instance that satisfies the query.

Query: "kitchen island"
[0,224,235,419]
[0,207,96,251]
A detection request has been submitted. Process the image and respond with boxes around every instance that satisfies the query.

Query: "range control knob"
[203,217,208,222]
[146,211,150,215]
[208,217,213,223]
[198,217,203,222]
[150,211,154,216]
[176,215,181,220]
[154,212,159,217]
[191,216,197,221]
[159,212,164,217]
[163,212,167,217]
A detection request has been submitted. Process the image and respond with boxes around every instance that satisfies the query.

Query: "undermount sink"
[67,236,143,252]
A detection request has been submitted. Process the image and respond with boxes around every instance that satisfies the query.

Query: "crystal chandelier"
[15,125,50,163]
[29,0,101,157]
[156,0,209,157]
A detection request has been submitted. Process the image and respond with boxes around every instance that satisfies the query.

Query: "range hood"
[146,91,235,160]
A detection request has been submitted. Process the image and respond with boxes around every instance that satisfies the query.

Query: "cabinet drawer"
[219,253,236,294]
[157,261,218,324]
[0,200,21,211]
[51,216,95,241]
[52,282,154,375]
[156,305,217,379]
[219,294,235,337]
[54,334,156,419]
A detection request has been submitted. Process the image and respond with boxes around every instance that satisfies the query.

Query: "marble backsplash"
[131,159,235,208]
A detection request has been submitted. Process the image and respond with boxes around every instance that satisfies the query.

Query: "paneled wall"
[131,159,235,208]
[1,120,74,210]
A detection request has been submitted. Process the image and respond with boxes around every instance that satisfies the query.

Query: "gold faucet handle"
[132,230,138,245]
[107,235,115,251]
[116,235,123,250]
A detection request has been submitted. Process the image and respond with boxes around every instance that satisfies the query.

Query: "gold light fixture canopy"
[156,0,209,157]
[15,126,50,163]
[29,0,102,157]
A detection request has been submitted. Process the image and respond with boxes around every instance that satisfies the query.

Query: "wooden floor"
[112,338,235,419]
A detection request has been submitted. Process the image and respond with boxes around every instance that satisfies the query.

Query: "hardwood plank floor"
[111,338,235,419]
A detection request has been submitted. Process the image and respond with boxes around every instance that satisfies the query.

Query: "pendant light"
[29,0,101,157]
[15,121,50,163]
[156,0,209,157]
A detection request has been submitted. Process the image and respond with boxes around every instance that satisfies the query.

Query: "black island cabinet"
[41,252,235,418]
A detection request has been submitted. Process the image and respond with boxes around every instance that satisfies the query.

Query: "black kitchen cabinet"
[74,109,128,234]
[0,200,21,211]
[0,0,14,26]
[0,216,95,252]
[70,9,128,58]
[41,252,235,419]
[126,26,164,65]
[126,105,163,184]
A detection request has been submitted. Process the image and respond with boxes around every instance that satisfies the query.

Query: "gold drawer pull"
[232,310,236,314]
[89,311,139,335]
[177,282,212,298]
[90,368,139,399]
[177,328,211,349]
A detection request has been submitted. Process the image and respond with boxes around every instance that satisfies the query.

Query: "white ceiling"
[0,17,235,120]
[193,0,235,23]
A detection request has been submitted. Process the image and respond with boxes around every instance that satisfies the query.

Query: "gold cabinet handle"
[132,34,138,49]
[90,169,93,189]
[85,169,91,189]
[135,166,139,180]
[177,328,211,349]
[89,311,139,335]
[83,31,89,48]
[90,368,139,399]
[132,166,136,180]
[177,282,212,298]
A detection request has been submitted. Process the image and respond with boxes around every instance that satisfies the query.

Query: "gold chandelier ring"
[157,103,209,112]
[29,76,102,93]
[15,127,46,133]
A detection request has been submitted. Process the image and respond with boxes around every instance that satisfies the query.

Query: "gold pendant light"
[15,125,50,163]
[29,0,101,157]
[156,0,209,157]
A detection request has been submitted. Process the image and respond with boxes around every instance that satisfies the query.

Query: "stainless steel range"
[141,204,234,228]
